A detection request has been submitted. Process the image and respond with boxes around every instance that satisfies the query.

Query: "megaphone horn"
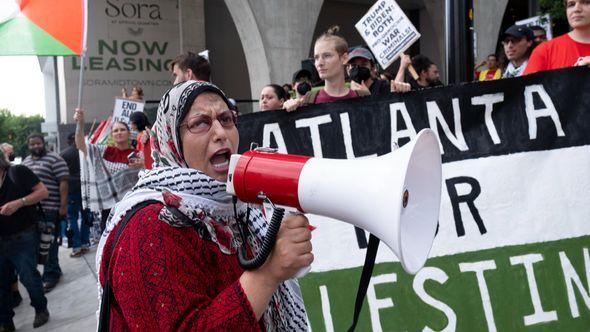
[227,129,442,274]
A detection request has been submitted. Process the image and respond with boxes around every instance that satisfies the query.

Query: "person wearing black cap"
[501,25,535,78]
[346,46,391,96]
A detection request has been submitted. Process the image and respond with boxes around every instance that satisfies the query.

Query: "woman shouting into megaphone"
[96,81,312,331]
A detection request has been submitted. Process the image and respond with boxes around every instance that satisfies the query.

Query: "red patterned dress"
[99,203,264,331]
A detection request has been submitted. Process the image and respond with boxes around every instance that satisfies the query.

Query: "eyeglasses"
[502,37,523,45]
[180,110,237,135]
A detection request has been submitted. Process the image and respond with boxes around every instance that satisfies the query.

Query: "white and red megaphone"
[227,129,442,274]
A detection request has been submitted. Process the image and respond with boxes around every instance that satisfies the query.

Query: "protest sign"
[517,14,553,40]
[238,67,590,331]
[112,98,144,125]
[355,0,420,69]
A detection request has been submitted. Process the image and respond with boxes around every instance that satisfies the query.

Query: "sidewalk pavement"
[13,246,99,331]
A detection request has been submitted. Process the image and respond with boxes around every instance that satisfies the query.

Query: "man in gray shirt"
[22,134,69,293]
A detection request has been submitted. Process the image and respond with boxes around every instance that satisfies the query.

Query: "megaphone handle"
[237,207,285,270]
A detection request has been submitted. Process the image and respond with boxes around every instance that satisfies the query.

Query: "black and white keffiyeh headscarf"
[96,81,308,331]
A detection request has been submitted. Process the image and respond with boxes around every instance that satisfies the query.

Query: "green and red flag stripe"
[0,0,86,56]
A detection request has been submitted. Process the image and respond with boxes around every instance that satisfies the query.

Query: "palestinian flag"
[0,0,86,55]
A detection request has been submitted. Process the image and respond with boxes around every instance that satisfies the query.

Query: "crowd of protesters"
[0,1,588,331]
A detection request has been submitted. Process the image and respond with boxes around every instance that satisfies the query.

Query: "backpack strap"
[97,199,160,332]
[301,89,320,105]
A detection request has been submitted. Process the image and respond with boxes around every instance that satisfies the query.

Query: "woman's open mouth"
[210,149,231,173]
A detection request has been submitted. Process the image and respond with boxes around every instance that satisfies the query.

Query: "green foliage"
[539,0,567,21]
[0,109,44,157]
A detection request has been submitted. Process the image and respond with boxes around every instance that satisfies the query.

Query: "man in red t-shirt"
[524,0,590,74]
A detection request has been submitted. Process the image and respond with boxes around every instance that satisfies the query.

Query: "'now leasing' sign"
[355,0,420,69]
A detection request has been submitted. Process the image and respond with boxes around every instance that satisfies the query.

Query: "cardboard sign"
[112,98,144,125]
[355,0,420,69]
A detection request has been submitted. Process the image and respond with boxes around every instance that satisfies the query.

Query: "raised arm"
[394,53,412,83]
[74,108,87,154]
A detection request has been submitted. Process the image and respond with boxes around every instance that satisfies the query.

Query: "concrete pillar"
[224,0,324,100]
[39,57,61,150]
[180,0,206,52]
[473,0,509,64]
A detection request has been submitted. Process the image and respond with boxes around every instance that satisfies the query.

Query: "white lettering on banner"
[459,260,498,332]
[471,93,504,145]
[295,115,332,158]
[559,248,590,318]
[319,285,334,332]
[367,273,398,332]
[262,123,288,153]
[524,85,565,140]
[308,146,590,272]
[509,254,558,325]
[389,102,417,148]
[340,113,377,159]
[413,267,457,332]
[427,99,469,154]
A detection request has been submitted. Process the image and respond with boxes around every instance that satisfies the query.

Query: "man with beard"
[396,54,443,90]
[169,52,211,85]
[22,134,69,293]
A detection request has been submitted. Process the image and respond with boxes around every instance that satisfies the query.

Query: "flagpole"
[77,0,89,110]
[76,50,86,110]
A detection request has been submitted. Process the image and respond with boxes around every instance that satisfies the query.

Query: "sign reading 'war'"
[355,0,420,69]
[237,68,590,331]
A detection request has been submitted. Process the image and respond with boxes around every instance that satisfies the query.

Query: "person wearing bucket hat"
[501,25,535,78]
[96,81,311,331]
[524,0,590,74]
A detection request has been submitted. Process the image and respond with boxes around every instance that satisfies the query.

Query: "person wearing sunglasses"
[96,81,312,331]
[501,25,535,78]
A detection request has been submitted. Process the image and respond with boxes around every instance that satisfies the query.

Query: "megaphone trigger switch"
[402,189,409,208]
[257,191,267,201]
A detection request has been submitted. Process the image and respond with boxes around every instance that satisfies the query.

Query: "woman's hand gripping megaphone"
[234,194,314,280]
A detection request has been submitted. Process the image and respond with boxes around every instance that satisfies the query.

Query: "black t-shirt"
[0,165,42,236]
[60,145,81,195]
[409,78,443,91]
[369,79,392,97]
